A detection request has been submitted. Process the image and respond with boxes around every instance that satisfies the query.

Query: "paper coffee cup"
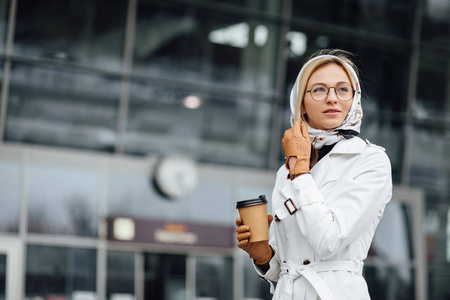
[236,195,269,243]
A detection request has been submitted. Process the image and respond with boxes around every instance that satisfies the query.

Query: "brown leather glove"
[281,119,311,179]
[236,215,273,265]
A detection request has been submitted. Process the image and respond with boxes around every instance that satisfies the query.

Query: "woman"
[236,49,392,300]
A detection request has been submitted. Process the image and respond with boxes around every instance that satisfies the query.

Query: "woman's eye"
[337,86,350,93]
[313,86,326,93]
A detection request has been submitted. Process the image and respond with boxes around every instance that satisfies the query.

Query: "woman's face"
[303,63,353,130]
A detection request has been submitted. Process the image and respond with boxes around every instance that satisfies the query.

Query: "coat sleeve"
[252,219,281,282]
[281,147,392,260]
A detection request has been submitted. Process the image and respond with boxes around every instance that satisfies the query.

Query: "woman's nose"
[325,87,339,102]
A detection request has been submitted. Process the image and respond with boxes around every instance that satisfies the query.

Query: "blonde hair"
[293,49,359,123]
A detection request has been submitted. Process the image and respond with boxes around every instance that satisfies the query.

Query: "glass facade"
[0,0,7,55]
[13,0,128,71]
[27,165,99,237]
[0,0,449,299]
[144,253,186,300]
[107,251,135,300]
[25,245,97,299]
[6,63,120,152]
[195,255,233,300]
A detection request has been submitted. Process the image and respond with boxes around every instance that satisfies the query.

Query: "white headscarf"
[290,55,363,149]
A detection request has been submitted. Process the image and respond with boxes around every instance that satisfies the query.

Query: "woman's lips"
[323,109,341,115]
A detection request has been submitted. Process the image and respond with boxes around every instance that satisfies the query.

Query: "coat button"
[303,259,310,265]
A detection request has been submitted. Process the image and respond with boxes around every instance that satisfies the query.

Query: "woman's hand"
[236,216,273,265]
[282,119,311,179]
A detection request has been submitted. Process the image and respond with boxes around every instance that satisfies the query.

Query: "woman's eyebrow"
[309,80,351,87]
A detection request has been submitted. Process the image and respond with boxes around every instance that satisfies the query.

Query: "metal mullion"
[268,0,291,169]
[135,252,144,300]
[115,0,138,154]
[186,254,196,300]
[0,0,18,142]
[401,0,423,186]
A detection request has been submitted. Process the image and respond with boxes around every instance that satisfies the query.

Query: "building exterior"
[0,0,449,299]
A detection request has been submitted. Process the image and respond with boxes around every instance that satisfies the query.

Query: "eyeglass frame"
[305,83,357,102]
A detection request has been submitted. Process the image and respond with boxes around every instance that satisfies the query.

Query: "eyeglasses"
[306,83,356,102]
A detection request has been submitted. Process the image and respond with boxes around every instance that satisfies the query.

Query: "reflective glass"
[291,0,414,38]
[363,265,415,300]
[134,1,279,93]
[191,0,282,15]
[108,173,234,225]
[421,0,450,48]
[25,245,97,299]
[195,255,233,300]
[416,49,450,123]
[14,0,127,71]
[424,195,450,299]
[107,251,135,300]
[144,253,186,300]
[5,63,120,152]
[0,162,20,233]
[0,0,7,54]
[369,201,414,262]
[27,165,99,237]
[409,122,449,194]
[425,196,449,265]
[243,253,272,299]
[362,111,405,184]
[125,81,273,168]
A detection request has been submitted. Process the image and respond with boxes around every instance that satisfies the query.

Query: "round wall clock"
[152,155,199,199]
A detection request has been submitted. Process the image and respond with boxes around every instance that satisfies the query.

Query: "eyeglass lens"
[309,84,354,102]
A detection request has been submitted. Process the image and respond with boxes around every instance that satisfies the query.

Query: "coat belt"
[279,260,363,300]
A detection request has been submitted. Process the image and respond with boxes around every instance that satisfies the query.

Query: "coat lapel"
[310,137,366,188]
[310,156,338,189]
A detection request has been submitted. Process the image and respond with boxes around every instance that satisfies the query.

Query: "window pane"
[416,50,450,122]
[25,245,97,299]
[27,166,99,237]
[409,122,449,194]
[362,112,405,184]
[370,201,414,262]
[243,253,272,300]
[108,172,234,225]
[144,253,186,300]
[421,1,450,48]
[192,0,282,15]
[0,0,8,54]
[14,0,127,71]
[364,265,415,300]
[125,81,272,167]
[0,162,20,233]
[292,0,414,38]
[5,63,119,152]
[134,1,279,92]
[196,255,233,300]
[425,196,449,266]
[107,251,135,300]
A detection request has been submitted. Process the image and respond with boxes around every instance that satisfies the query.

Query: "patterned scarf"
[290,55,363,149]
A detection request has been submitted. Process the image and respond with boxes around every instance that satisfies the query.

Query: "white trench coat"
[255,137,392,300]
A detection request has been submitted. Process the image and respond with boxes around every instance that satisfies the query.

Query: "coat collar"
[329,136,366,155]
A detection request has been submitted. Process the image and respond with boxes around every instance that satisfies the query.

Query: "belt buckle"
[284,198,297,215]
